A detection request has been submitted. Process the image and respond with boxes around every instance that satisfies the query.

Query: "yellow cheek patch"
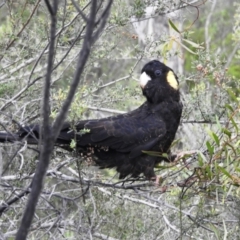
[167,71,178,90]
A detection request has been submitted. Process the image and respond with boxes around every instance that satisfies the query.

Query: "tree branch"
[15,1,59,239]
[15,1,113,239]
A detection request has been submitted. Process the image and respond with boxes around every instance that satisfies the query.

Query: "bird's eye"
[154,70,162,76]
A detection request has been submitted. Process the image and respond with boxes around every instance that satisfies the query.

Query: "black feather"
[0,60,182,180]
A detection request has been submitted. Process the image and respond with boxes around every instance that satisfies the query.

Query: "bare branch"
[204,0,217,52]
[225,42,240,68]
[0,1,5,8]
[0,187,31,215]
[44,0,54,16]
[15,0,59,239]
[71,0,88,22]
[93,232,119,240]
[15,1,113,239]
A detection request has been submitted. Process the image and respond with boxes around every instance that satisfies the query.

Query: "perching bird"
[0,60,182,180]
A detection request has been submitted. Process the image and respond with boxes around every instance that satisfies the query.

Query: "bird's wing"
[77,113,166,159]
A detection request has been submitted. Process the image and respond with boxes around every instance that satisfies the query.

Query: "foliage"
[0,0,240,239]
[183,1,240,79]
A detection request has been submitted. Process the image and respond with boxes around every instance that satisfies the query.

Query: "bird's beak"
[139,72,151,88]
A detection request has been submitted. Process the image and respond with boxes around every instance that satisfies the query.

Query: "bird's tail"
[0,123,74,146]
[0,132,20,143]
[0,125,41,145]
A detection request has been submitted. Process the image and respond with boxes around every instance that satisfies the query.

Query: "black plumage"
[0,60,182,180]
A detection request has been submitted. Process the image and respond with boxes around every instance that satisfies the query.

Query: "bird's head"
[139,60,180,104]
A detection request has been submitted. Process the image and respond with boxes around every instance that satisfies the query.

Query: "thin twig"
[71,0,88,22]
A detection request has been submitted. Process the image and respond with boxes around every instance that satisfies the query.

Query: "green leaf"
[227,89,238,101]
[170,138,181,148]
[182,38,204,49]
[198,152,207,165]
[142,150,168,158]
[225,142,236,155]
[217,165,232,179]
[168,19,180,33]
[207,129,220,146]
[162,42,169,59]
[206,141,214,155]
[221,128,231,138]
[206,129,220,146]
[225,104,234,112]
[177,40,197,55]
[230,116,239,132]
[70,139,76,149]
[209,224,220,239]
[154,164,171,169]
[215,115,221,130]
[205,165,212,179]
[212,132,220,146]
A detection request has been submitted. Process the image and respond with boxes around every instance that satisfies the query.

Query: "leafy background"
[0,0,240,239]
